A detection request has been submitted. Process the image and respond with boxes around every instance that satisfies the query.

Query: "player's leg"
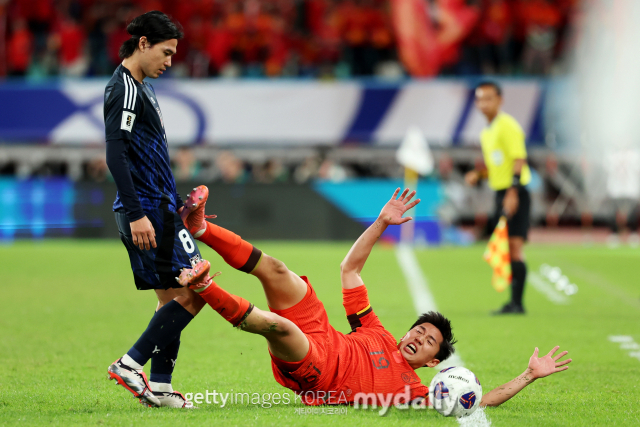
[147,287,204,407]
[155,285,206,316]
[178,261,309,362]
[241,307,309,362]
[509,186,531,311]
[492,187,529,315]
[200,224,307,310]
[508,236,526,310]
[108,209,204,407]
[182,186,307,310]
[183,258,335,393]
[250,254,308,310]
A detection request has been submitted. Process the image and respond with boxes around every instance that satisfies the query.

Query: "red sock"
[197,222,262,273]
[199,281,253,327]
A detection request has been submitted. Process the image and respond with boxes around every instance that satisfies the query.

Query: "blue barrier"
[0,178,76,240]
[313,178,444,244]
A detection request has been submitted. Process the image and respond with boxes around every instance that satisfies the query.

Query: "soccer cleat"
[107,358,160,407]
[180,185,216,237]
[491,302,525,315]
[175,259,212,290]
[154,391,195,408]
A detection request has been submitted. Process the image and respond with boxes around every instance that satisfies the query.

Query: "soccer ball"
[428,366,482,417]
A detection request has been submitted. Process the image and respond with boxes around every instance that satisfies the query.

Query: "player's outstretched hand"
[130,216,157,251]
[526,346,572,380]
[378,188,421,226]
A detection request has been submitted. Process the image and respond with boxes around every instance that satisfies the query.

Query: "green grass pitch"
[1,240,640,426]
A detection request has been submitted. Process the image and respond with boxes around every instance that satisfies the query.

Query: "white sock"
[121,354,144,371]
[150,382,173,393]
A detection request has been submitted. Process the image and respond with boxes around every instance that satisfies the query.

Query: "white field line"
[559,260,640,311]
[528,272,570,305]
[395,244,491,426]
[608,336,640,361]
[394,244,464,369]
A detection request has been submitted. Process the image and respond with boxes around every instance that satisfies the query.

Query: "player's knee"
[260,312,295,337]
[265,255,289,276]
[173,290,205,315]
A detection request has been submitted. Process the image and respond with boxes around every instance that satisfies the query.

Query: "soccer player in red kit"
[176,186,572,407]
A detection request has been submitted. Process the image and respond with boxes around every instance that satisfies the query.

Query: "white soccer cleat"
[107,358,160,407]
[154,391,195,408]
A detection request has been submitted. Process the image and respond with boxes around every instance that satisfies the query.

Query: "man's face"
[139,38,177,79]
[475,86,502,119]
[398,322,443,369]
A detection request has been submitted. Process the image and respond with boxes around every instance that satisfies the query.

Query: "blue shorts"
[115,207,202,290]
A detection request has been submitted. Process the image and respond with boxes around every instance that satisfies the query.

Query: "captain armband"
[346,305,373,332]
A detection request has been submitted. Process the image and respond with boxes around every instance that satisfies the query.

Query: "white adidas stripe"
[123,73,129,109]
[122,74,137,111]
[128,75,137,110]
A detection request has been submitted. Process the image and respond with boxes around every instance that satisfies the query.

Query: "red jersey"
[270,279,428,406]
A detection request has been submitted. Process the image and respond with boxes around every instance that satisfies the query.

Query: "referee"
[465,81,531,315]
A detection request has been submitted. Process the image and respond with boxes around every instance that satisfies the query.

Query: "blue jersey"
[104,64,182,216]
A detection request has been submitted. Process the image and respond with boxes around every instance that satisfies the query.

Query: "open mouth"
[406,343,417,354]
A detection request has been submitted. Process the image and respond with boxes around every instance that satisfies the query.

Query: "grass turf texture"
[1,241,640,426]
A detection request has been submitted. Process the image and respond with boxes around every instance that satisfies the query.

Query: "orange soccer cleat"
[175,259,213,291]
[180,185,215,237]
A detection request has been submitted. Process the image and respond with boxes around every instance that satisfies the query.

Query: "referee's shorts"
[493,186,531,240]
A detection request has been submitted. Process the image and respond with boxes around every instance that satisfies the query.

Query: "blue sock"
[150,334,181,385]
[126,300,193,366]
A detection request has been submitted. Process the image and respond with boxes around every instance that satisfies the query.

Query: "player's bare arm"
[480,346,572,407]
[340,188,420,289]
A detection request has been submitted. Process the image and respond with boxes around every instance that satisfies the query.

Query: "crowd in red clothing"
[1,0,580,78]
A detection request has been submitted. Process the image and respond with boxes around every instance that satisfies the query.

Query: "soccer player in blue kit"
[103,11,205,408]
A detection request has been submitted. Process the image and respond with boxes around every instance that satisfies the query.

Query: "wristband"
[511,173,521,188]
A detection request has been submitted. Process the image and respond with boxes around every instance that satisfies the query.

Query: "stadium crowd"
[3,0,580,79]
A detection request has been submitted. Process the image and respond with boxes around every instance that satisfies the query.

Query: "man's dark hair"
[475,80,502,97]
[119,11,183,60]
[410,311,457,362]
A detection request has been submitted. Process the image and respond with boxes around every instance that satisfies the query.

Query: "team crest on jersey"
[120,111,136,132]
[401,371,420,384]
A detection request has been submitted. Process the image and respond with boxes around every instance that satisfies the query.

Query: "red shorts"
[269,276,341,397]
